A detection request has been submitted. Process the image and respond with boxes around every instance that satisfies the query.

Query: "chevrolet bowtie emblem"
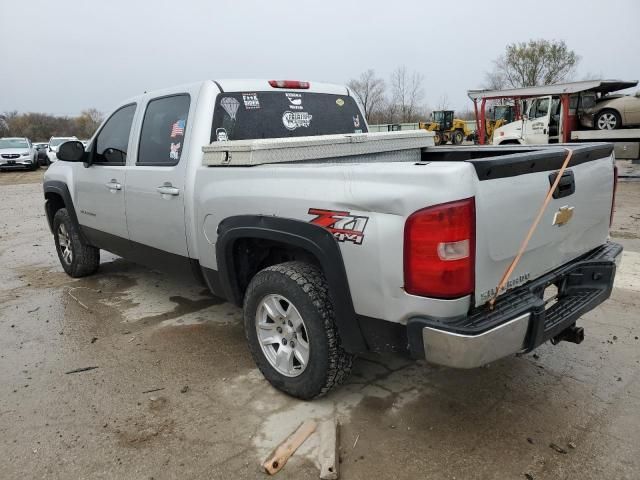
[553,206,574,226]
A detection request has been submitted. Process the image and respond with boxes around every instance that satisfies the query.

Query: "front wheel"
[452,130,464,145]
[243,261,354,400]
[53,208,100,277]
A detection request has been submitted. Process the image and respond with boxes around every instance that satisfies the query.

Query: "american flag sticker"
[170,119,185,138]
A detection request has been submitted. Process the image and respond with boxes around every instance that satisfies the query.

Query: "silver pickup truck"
[44,79,622,399]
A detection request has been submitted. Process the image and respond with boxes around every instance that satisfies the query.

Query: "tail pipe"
[551,324,584,345]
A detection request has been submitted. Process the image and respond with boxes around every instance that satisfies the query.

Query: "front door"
[75,103,137,240]
[523,96,551,144]
[125,94,192,257]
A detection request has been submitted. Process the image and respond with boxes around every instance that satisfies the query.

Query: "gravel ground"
[1,167,639,480]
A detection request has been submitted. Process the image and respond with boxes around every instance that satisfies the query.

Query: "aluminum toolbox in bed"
[202,130,435,166]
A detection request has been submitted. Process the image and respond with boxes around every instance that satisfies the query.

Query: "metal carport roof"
[467,79,638,101]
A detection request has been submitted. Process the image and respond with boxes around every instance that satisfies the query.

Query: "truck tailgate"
[471,145,615,307]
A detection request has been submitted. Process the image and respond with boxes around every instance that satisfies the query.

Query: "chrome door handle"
[105,179,122,191]
[157,184,180,196]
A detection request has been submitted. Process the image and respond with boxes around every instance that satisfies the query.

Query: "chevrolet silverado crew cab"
[43,79,622,400]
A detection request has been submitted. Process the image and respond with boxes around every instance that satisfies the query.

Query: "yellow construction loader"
[483,105,516,143]
[419,110,472,145]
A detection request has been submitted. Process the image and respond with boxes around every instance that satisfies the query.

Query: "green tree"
[489,39,580,88]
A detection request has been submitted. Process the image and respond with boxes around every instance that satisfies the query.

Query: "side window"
[137,94,190,166]
[531,98,550,119]
[94,104,136,164]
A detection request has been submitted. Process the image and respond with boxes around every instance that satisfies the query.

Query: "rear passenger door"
[125,94,191,257]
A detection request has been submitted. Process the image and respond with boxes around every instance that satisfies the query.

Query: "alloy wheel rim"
[597,113,617,130]
[255,294,310,377]
[57,224,73,264]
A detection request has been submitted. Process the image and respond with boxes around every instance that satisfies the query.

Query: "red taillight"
[610,164,618,227]
[268,80,310,89]
[404,198,475,299]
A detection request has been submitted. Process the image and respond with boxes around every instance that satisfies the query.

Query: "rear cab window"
[211,92,366,142]
[138,94,191,166]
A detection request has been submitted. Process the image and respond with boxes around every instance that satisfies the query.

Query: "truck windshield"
[210,92,367,142]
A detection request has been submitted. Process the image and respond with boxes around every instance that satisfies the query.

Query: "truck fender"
[43,180,85,241]
[215,215,368,353]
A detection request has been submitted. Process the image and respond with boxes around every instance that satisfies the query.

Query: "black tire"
[243,261,354,400]
[452,130,464,145]
[595,109,621,130]
[53,208,100,278]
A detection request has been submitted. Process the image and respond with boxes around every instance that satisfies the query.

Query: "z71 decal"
[308,208,369,245]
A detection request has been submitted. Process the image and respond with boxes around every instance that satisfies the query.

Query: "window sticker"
[354,129,362,134]
[336,98,345,107]
[220,97,240,120]
[216,128,228,141]
[282,111,313,131]
[285,92,303,110]
[170,119,185,138]
[353,115,360,128]
[242,93,260,110]
[169,142,181,160]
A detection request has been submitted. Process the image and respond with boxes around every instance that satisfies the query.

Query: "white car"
[0,137,39,171]
[47,137,79,164]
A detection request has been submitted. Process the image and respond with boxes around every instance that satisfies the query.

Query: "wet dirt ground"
[1,168,639,480]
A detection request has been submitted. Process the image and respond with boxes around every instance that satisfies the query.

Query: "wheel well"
[44,192,65,231]
[232,237,320,299]
[596,108,621,121]
[499,139,521,145]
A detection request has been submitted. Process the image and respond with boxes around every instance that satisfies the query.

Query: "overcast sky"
[1,0,638,116]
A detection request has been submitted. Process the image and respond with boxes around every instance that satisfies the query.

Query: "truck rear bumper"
[407,241,623,368]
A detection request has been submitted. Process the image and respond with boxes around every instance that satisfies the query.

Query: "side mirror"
[57,141,85,162]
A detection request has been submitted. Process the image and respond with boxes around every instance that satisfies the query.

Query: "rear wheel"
[595,109,621,130]
[243,261,354,399]
[53,208,100,277]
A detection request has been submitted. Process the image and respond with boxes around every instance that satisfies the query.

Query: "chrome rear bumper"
[407,242,622,368]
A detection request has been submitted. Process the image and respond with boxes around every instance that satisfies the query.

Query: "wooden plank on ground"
[262,420,317,475]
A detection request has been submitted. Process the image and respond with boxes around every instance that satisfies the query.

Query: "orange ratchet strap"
[488,147,574,310]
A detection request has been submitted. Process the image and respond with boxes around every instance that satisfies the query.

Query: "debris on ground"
[524,473,535,480]
[527,437,535,444]
[27,307,39,313]
[90,337,98,344]
[262,420,317,475]
[142,388,165,394]
[568,442,576,449]
[180,385,189,393]
[318,419,339,480]
[352,434,360,449]
[65,366,99,374]
[549,443,568,454]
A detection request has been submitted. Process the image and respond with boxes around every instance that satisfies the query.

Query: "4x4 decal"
[308,208,369,245]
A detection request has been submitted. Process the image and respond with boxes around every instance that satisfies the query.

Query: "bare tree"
[75,108,104,138]
[390,66,424,122]
[347,70,386,122]
[483,69,507,90]
[489,39,580,88]
[435,94,450,111]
